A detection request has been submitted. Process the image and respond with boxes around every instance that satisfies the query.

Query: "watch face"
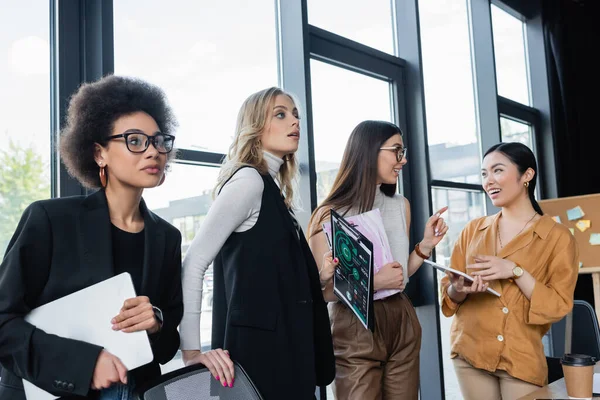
[514,266,524,277]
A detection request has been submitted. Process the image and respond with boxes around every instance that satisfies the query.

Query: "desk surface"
[518,362,600,400]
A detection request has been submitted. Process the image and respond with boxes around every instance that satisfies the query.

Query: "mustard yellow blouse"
[441,213,579,386]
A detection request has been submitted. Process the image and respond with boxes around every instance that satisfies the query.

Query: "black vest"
[212,168,335,400]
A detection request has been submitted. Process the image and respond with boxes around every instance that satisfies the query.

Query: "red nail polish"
[216,376,220,380]
[222,380,227,387]
[334,258,339,263]
[229,382,233,388]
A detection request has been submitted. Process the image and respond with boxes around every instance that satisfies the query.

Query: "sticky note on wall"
[576,220,591,232]
[567,206,585,221]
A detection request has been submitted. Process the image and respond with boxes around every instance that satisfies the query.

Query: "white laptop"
[23,272,154,400]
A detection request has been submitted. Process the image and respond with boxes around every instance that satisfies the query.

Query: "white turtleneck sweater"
[180,151,284,350]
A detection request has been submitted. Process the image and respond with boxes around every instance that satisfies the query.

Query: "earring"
[524,181,530,188]
[99,166,107,188]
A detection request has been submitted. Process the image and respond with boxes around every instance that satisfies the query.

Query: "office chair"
[571,299,600,359]
[546,300,600,384]
[546,356,564,383]
[142,361,263,400]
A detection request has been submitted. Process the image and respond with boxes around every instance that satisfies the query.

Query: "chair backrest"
[546,356,564,383]
[142,361,263,400]
[570,299,600,359]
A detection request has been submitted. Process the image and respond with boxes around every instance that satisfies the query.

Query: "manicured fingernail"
[111,318,115,324]
[216,376,220,380]
[222,380,227,387]
[229,382,233,388]
[334,258,339,263]
[112,325,117,330]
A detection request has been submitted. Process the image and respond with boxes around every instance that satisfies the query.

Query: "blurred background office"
[0,0,595,398]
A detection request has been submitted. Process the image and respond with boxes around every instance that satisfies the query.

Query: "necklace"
[498,212,538,248]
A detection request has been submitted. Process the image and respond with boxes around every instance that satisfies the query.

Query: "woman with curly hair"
[180,87,335,399]
[0,75,183,400]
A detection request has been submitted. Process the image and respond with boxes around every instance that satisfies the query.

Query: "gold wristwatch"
[512,264,524,279]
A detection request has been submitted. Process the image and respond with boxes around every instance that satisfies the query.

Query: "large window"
[34,0,553,397]
[492,3,530,105]
[432,188,486,400]
[307,0,394,54]
[143,164,220,372]
[113,0,279,153]
[419,0,481,184]
[0,1,51,257]
[113,0,280,372]
[500,116,532,149]
[310,60,393,204]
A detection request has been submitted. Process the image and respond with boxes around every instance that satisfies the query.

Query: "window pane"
[419,0,481,184]
[143,163,220,373]
[500,116,532,149]
[0,1,50,258]
[307,0,394,54]
[432,188,486,400]
[310,60,393,205]
[113,0,278,154]
[492,4,530,105]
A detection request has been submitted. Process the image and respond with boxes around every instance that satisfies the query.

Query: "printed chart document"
[23,273,153,400]
[323,208,398,300]
[423,259,501,297]
[329,209,375,332]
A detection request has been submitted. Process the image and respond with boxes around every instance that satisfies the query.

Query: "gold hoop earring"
[99,166,107,188]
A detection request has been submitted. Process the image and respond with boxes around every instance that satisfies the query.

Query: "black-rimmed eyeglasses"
[379,146,407,162]
[105,131,175,154]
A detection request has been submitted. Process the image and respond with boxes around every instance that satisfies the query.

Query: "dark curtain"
[543,0,598,306]
[544,0,598,196]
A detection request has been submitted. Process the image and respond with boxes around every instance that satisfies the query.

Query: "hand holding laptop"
[92,350,128,390]
[111,295,161,335]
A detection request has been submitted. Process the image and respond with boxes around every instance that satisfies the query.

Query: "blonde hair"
[215,87,299,208]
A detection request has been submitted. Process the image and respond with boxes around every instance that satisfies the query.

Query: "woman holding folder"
[0,75,183,400]
[180,87,335,399]
[307,120,448,400]
[441,142,579,399]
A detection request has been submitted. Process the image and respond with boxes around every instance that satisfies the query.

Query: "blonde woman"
[180,87,335,399]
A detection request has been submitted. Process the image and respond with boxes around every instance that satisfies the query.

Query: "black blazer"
[0,190,183,399]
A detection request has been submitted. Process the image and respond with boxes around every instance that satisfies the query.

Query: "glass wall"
[492,3,530,105]
[500,116,533,149]
[307,0,394,54]
[0,1,51,257]
[310,60,393,204]
[4,0,552,396]
[432,188,486,400]
[113,0,279,153]
[419,0,481,185]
